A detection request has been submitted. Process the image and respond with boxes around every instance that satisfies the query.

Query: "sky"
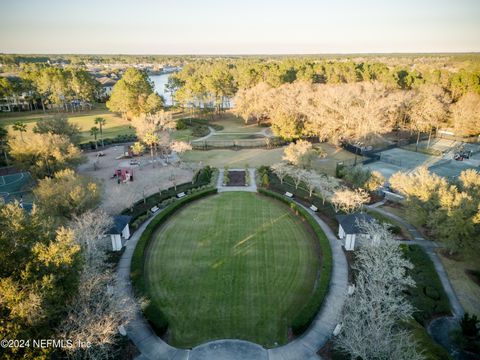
[1,0,479,54]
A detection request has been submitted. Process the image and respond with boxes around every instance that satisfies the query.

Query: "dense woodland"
[168,58,480,143]
[1,55,480,144]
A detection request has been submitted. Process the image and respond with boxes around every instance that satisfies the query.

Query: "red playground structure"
[113,168,134,183]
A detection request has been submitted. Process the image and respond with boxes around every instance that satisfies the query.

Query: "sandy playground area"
[78,146,193,214]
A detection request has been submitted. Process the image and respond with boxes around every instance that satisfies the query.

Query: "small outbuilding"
[107,215,132,251]
[336,213,375,251]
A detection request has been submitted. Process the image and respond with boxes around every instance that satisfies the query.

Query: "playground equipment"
[112,168,134,183]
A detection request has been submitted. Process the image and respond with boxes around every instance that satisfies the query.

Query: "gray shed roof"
[108,215,132,235]
[336,213,375,235]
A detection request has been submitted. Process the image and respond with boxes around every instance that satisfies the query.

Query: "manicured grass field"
[144,192,320,348]
[180,147,285,168]
[210,113,263,133]
[0,105,134,143]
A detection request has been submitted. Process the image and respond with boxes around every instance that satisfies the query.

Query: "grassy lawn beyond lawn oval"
[144,192,321,348]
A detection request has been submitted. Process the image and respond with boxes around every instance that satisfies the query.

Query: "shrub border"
[258,188,333,335]
[130,187,218,334]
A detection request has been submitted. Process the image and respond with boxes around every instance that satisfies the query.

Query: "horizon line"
[2,51,480,57]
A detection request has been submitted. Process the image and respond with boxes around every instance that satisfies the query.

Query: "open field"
[210,113,264,133]
[311,143,357,176]
[439,253,480,318]
[181,143,355,176]
[180,147,285,168]
[144,192,320,347]
[0,105,134,143]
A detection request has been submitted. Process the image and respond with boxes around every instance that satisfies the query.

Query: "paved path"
[366,205,464,318]
[217,168,257,192]
[116,216,190,360]
[117,183,348,360]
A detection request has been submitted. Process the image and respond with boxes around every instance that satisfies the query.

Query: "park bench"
[310,205,318,212]
[150,206,160,213]
[176,192,186,199]
[347,284,356,295]
[333,323,343,336]
[285,192,293,198]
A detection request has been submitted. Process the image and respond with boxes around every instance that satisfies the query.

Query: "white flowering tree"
[335,221,423,360]
[271,162,291,184]
[331,188,370,213]
[316,175,341,204]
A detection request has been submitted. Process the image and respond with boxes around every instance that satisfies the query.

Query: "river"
[149,73,233,109]
[149,73,173,106]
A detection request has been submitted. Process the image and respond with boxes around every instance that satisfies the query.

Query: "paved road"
[117,184,348,360]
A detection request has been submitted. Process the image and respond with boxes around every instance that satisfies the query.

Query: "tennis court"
[0,172,35,210]
[363,147,479,180]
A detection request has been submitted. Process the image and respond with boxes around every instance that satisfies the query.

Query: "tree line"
[235,81,479,142]
[0,64,100,112]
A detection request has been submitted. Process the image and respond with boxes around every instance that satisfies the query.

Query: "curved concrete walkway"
[367,205,464,318]
[117,183,348,360]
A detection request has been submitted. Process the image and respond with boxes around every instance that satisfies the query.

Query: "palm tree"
[90,126,99,149]
[12,121,27,141]
[94,117,106,147]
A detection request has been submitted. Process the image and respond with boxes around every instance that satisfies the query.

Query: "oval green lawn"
[144,192,320,348]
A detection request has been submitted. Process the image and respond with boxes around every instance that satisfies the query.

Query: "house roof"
[108,215,132,235]
[96,76,117,87]
[336,213,375,235]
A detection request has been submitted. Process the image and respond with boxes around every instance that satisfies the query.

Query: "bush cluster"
[401,244,451,324]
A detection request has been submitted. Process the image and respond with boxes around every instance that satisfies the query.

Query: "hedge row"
[121,166,214,224]
[258,188,333,335]
[261,168,339,230]
[401,244,451,324]
[79,133,137,150]
[130,188,218,335]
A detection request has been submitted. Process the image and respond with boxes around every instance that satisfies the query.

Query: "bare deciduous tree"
[57,210,135,359]
[282,140,317,168]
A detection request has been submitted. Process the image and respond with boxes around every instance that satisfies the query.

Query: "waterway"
[149,73,173,106]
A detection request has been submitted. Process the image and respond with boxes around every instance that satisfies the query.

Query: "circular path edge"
[116,187,348,360]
